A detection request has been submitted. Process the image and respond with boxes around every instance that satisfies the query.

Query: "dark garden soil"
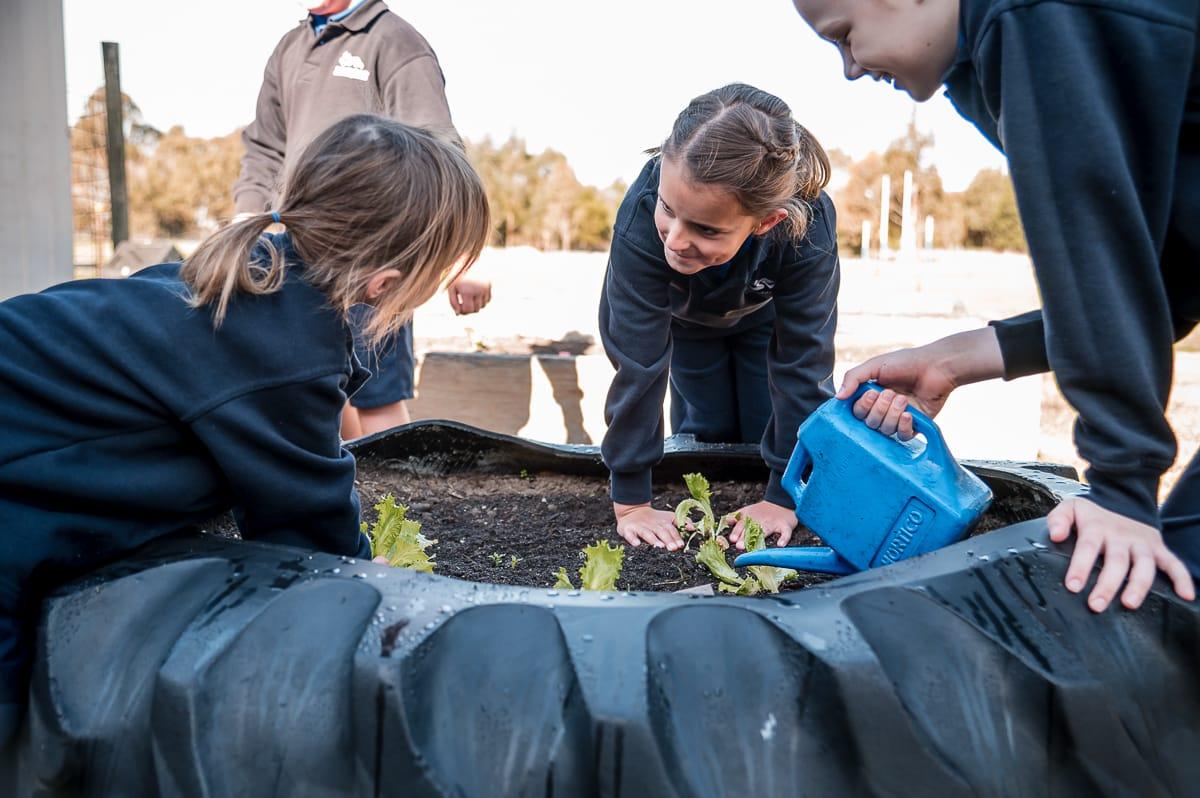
[354,463,1049,593]
[209,463,1051,594]
[355,464,835,593]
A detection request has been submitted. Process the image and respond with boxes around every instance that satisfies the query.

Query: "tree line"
[72,89,1024,255]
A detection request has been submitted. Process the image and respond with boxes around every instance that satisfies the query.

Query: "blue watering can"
[735,382,992,575]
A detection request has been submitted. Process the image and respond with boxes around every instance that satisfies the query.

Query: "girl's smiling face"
[792,0,960,102]
[654,156,786,275]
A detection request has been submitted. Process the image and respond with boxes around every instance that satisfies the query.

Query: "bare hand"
[1048,497,1195,611]
[728,500,798,550]
[848,387,916,440]
[614,502,684,550]
[447,275,492,316]
[835,327,1006,439]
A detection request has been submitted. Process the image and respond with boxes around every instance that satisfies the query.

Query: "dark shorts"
[668,321,772,444]
[348,306,415,409]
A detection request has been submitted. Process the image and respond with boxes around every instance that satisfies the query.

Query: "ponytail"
[180,212,288,327]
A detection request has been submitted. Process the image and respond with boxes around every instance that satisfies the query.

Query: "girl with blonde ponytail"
[0,115,489,740]
[600,83,840,554]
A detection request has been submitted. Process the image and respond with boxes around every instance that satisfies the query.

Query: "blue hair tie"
[270,211,282,224]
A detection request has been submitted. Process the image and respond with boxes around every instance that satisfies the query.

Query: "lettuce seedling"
[696,537,743,587]
[553,567,575,589]
[365,494,436,572]
[553,540,625,591]
[674,472,732,546]
[682,475,798,595]
[741,517,798,594]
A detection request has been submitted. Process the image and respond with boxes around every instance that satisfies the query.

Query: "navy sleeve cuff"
[764,470,795,510]
[355,532,374,560]
[989,311,1050,380]
[610,469,653,506]
[1082,467,1162,531]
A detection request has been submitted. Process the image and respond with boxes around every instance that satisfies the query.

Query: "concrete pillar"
[0,0,73,299]
[924,215,935,250]
[878,175,890,259]
[860,220,871,260]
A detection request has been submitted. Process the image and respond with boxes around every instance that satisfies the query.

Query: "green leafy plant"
[674,472,733,547]
[508,555,521,569]
[740,517,798,594]
[553,540,625,591]
[519,468,532,480]
[553,567,574,590]
[674,474,797,595]
[489,551,504,567]
[365,495,436,572]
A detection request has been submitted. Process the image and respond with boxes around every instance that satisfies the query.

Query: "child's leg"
[668,335,740,442]
[349,320,416,437]
[728,322,773,443]
[1161,448,1200,578]
[340,403,363,440]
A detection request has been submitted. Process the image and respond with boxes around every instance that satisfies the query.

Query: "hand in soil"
[1049,497,1195,612]
[613,502,684,550]
[728,500,797,550]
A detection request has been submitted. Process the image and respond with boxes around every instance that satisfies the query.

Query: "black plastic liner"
[4,421,1197,796]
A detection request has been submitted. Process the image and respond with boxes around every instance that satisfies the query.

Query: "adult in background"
[234,0,492,438]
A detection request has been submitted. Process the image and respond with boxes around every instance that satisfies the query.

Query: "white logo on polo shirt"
[333,51,370,81]
[749,278,775,293]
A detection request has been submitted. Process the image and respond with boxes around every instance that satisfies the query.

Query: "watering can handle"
[781,437,811,508]
[849,382,951,464]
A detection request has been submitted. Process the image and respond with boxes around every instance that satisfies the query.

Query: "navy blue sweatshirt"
[0,234,372,717]
[600,159,840,507]
[943,0,1200,529]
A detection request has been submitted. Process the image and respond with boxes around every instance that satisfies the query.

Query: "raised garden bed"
[351,421,1070,593]
[6,422,1197,797]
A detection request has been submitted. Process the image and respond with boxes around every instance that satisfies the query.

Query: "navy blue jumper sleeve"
[946,0,1198,527]
[760,197,839,506]
[599,230,675,505]
[188,376,372,559]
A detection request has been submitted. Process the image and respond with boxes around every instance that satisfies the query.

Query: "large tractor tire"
[3,422,1196,796]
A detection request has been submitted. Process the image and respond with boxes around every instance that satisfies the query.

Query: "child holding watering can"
[600,83,840,553]
[788,0,1197,612]
[0,115,490,746]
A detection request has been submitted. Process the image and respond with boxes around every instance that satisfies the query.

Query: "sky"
[62,0,1006,193]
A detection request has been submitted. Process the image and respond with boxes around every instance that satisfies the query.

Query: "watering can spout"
[733,546,856,575]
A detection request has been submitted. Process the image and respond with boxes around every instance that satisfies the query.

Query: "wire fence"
[70,92,113,277]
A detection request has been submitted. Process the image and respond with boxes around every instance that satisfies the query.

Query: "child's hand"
[727,501,798,550]
[847,387,916,441]
[447,275,492,315]
[613,502,684,550]
[835,328,1008,438]
[1048,497,1195,611]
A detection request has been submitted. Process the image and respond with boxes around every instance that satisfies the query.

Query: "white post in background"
[899,169,916,259]
[878,174,891,259]
[924,215,935,250]
[1,0,72,299]
[860,220,871,260]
